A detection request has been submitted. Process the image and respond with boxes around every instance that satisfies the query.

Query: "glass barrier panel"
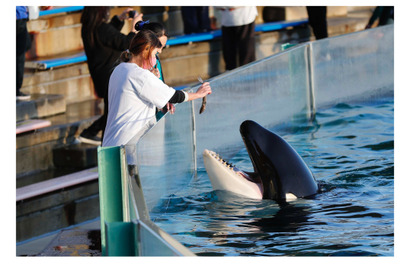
[138,221,192,256]
[311,25,394,107]
[192,44,311,165]
[122,147,150,221]
[132,101,195,212]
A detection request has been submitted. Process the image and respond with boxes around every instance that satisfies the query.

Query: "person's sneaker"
[78,131,101,145]
[16,91,31,101]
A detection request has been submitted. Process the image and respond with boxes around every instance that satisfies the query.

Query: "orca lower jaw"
[203,149,263,199]
[203,149,299,202]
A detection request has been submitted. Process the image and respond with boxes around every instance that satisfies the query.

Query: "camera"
[128,10,136,18]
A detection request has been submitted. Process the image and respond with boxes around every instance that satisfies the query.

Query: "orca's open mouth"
[204,149,261,183]
[203,149,263,199]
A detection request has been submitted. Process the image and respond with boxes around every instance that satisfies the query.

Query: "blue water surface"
[150,97,394,256]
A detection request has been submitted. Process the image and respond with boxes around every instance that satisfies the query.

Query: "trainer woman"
[102,30,212,147]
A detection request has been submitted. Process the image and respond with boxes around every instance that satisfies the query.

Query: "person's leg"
[198,6,211,32]
[16,19,31,99]
[81,116,104,135]
[307,6,328,40]
[181,6,199,34]
[222,26,238,70]
[378,7,394,26]
[238,21,256,66]
[79,98,107,145]
[16,51,25,95]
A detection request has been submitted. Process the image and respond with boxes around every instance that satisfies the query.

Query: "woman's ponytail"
[120,49,132,62]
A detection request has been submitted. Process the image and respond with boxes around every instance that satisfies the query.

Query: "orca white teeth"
[208,150,238,171]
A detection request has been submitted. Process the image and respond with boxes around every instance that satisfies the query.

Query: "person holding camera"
[78,7,142,145]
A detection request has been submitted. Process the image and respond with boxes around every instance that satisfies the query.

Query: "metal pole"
[307,43,317,121]
[190,99,198,176]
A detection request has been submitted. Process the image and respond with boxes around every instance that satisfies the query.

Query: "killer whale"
[203,120,318,203]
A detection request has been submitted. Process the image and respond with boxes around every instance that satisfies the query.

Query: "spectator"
[16,6,40,100]
[78,7,142,145]
[218,6,257,71]
[306,6,328,40]
[181,7,211,34]
[102,30,212,147]
[365,6,394,29]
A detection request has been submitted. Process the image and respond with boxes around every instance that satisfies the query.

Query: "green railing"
[97,146,194,256]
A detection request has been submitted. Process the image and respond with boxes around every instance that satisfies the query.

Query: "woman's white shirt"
[102,62,175,147]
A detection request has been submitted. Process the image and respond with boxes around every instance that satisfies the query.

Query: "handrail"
[167,19,308,46]
[39,6,84,17]
[255,19,308,32]
[167,30,222,46]
[25,52,87,70]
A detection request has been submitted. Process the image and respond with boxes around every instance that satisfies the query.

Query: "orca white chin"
[203,149,263,199]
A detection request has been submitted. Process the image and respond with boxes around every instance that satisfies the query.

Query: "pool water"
[150,97,394,256]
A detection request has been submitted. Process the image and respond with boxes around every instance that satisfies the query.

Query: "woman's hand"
[195,82,212,99]
[167,103,175,114]
[185,82,212,101]
[162,103,175,114]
